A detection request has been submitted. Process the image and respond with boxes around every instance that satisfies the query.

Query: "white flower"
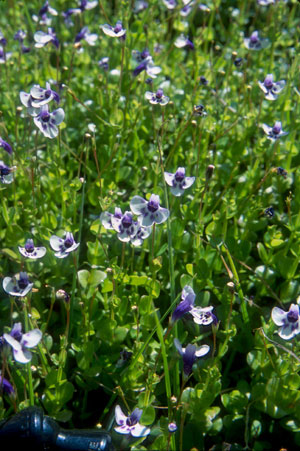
[3,272,33,297]
[271,303,300,340]
[262,121,288,141]
[33,105,65,139]
[4,323,42,364]
[18,239,46,259]
[100,21,126,38]
[164,167,195,196]
[114,405,151,437]
[50,232,79,258]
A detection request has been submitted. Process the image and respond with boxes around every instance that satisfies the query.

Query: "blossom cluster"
[20,82,64,139]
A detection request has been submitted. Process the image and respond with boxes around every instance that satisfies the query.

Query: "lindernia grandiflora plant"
[262,121,288,141]
[33,105,65,139]
[34,27,59,48]
[3,272,33,297]
[0,161,16,184]
[75,27,98,46]
[174,34,194,50]
[18,239,46,259]
[0,137,12,154]
[50,232,80,258]
[271,303,300,340]
[3,323,42,364]
[172,285,217,325]
[130,194,169,226]
[100,21,126,38]
[164,167,195,196]
[100,208,152,246]
[258,74,285,100]
[243,30,269,50]
[174,338,210,378]
[145,88,169,105]
[114,405,151,437]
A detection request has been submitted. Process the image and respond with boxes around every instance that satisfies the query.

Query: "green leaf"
[140,405,155,425]
[221,390,248,413]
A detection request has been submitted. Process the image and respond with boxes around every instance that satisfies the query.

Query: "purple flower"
[0,137,12,155]
[258,74,285,100]
[0,161,16,184]
[258,0,286,4]
[79,0,98,11]
[3,323,42,364]
[132,51,162,78]
[39,1,58,16]
[0,374,15,396]
[180,0,195,17]
[174,34,194,50]
[33,104,65,139]
[174,338,210,377]
[114,405,151,437]
[30,82,60,107]
[3,272,33,297]
[18,239,46,259]
[190,306,218,326]
[101,21,126,38]
[145,88,169,106]
[134,1,149,12]
[172,285,217,325]
[0,46,12,64]
[34,28,59,49]
[98,57,109,71]
[272,303,300,340]
[111,211,139,242]
[75,27,98,46]
[14,30,27,43]
[50,232,80,258]
[193,104,207,117]
[130,194,169,227]
[100,207,123,230]
[163,0,177,9]
[0,31,7,46]
[262,121,288,141]
[168,422,177,433]
[164,167,195,197]
[172,285,196,321]
[130,224,152,246]
[244,30,269,50]
[32,13,53,26]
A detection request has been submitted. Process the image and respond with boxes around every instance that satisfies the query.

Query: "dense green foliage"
[1,1,300,450]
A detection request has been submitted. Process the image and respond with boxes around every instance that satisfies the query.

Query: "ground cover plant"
[0,0,300,449]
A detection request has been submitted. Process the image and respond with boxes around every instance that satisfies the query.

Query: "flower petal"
[131,423,151,437]
[271,307,286,326]
[130,196,147,215]
[115,405,127,426]
[21,329,42,348]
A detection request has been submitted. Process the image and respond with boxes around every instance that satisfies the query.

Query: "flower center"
[264,78,273,88]
[0,165,10,176]
[250,33,259,43]
[148,199,159,213]
[64,236,74,248]
[175,170,185,182]
[18,276,29,290]
[156,89,163,99]
[272,125,281,135]
[25,240,35,253]
[114,23,122,33]
[122,214,133,228]
[287,310,298,323]
[41,111,50,122]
